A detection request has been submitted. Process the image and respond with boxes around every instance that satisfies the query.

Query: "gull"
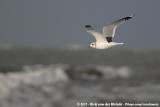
[85,15,135,49]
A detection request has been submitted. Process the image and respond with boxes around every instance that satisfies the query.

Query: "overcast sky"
[0,0,160,48]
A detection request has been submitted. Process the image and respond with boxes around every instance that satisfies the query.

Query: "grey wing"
[85,25,107,43]
[103,15,135,42]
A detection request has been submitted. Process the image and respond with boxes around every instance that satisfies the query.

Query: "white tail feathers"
[110,42,124,46]
[119,43,124,45]
[114,42,124,45]
[116,43,124,45]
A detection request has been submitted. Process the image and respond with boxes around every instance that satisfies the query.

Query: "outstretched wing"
[85,25,107,43]
[103,15,135,42]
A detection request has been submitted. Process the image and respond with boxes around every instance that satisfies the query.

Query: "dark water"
[0,47,160,107]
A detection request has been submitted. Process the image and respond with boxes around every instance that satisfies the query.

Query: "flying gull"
[85,15,135,49]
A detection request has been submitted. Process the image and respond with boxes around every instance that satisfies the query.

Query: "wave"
[0,64,69,99]
[67,65,136,80]
[95,65,136,79]
[0,64,135,99]
[0,64,137,97]
[0,64,159,107]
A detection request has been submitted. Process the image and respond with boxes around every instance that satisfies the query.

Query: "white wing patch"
[85,25,107,43]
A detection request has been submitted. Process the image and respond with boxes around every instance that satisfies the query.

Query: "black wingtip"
[124,14,135,21]
[125,17,131,21]
[85,25,91,28]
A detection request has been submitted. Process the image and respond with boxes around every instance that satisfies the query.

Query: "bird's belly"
[96,43,113,49]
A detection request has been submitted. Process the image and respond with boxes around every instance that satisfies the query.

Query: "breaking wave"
[0,64,69,99]
[0,64,159,107]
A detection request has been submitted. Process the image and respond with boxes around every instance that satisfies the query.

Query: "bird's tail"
[119,43,124,45]
[115,42,124,45]
[110,42,124,46]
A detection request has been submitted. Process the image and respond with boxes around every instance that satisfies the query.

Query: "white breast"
[95,42,123,49]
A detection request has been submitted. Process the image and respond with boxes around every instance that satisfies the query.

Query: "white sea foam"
[0,64,69,98]
[0,64,135,99]
[0,64,159,107]
[94,65,136,79]
[72,65,136,80]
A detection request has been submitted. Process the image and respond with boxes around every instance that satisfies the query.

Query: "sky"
[0,0,160,48]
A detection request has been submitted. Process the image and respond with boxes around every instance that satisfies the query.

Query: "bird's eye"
[92,44,93,45]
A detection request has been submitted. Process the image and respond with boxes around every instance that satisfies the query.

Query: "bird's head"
[88,42,96,48]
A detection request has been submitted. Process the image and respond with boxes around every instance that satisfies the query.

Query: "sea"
[0,46,160,107]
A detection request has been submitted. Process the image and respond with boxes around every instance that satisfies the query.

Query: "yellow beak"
[87,45,90,48]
